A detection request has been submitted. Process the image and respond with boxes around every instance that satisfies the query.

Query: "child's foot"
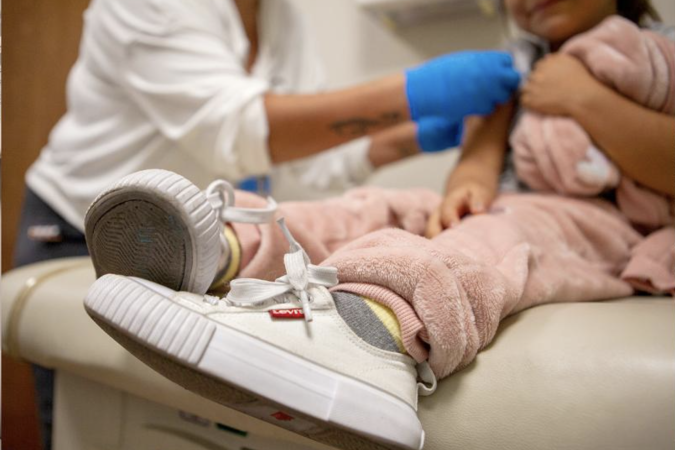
[84,222,427,449]
[84,169,276,294]
[85,274,425,449]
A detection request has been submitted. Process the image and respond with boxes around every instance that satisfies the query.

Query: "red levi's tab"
[269,308,305,319]
[271,411,295,421]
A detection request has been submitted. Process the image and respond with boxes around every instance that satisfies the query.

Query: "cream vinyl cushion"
[2,257,674,450]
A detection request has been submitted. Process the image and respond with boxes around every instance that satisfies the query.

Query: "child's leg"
[322,193,642,378]
[230,187,441,280]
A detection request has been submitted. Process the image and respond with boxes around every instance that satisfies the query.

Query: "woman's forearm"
[367,122,420,168]
[569,84,675,196]
[265,74,409,164]
[264,50,520,165]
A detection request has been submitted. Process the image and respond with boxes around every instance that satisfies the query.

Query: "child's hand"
[426,172,498,238]
[522,54,600,116]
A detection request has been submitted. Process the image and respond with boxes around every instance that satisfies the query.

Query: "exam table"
[2,257,674,450]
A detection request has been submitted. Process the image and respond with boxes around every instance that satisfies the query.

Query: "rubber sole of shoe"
[84,275,424,450]
[85,169,221,294]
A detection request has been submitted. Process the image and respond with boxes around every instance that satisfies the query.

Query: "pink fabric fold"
[621,226,675,294]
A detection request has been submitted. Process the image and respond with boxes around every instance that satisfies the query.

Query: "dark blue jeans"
[14,188,89,450]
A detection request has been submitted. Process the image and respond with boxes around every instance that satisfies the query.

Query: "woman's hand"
[426,166,498,238]
[416,117,463,153]
[406,51,520,123]
[521,53,600,116]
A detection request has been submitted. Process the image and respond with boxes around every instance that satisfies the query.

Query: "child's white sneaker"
[84,278,426,450]
[85,169,276,294]
[84,220,428,450]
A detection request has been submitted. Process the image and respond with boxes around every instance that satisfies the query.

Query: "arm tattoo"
[397,146,418,158]
[329,112,402,137]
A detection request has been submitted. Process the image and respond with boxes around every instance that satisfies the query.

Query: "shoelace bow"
[206,179,277,224]
[225,217,338,322]
[205,180,436,394]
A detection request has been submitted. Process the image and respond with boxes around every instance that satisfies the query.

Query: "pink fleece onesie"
[229,186,672,379]
[225,16,675,379]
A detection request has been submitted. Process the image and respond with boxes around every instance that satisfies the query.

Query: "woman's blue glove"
[417,117,463,153]
[406,51,520,123]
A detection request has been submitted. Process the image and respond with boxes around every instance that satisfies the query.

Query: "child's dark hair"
[617,0,661,25]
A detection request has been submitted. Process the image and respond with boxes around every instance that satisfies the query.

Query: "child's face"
[505,0,617,47]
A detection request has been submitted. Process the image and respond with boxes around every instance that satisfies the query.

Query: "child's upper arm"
[459,100,516,167]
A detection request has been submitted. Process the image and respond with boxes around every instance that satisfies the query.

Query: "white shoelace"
[209,204,438,395]
[206,179,277,224]
[225,217,339,322]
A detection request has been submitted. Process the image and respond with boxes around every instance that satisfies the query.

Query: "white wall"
[285,0,675,193]
[293,0,675,88]
[289,0,505,88]
[654,0,675,27]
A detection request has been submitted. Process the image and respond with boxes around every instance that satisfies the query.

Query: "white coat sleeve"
[119,22,272,181]
[266,2,374,195]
